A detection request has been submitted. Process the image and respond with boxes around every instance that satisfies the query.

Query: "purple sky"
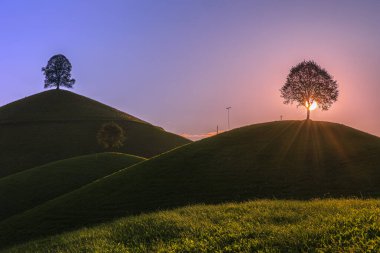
[1,0,379,140]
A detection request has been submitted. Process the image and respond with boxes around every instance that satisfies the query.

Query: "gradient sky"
[1,0,379,140]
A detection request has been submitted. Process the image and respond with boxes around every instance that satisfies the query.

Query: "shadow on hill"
[0,152,145,222]
[1,120,380,249]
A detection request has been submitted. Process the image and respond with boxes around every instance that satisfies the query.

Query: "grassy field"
[3,199,380,252]
[0,90,190,177]
[0,120,379,248]
[0,152,144,221]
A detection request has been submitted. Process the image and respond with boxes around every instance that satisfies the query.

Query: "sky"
[0,0,379,140]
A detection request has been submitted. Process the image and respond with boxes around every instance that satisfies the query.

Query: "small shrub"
[97,122,126,150]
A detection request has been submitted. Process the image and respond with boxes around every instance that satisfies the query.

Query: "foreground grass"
[5,199,380,252]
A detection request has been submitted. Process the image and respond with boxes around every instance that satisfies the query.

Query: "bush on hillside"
[97,122,126,150]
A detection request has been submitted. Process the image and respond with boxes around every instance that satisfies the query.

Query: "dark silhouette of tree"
[280,60,339,120]
[97,122,126,150]
[42,54,75,90]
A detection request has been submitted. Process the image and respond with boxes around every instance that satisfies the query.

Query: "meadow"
[1,120,380,249]
[1,91,380,252]
[4,199,380,252]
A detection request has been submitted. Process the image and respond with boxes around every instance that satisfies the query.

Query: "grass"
[0,89,190,177]
[0,152,145,221]
[3,199,380,252]
[0,88,145,123]
[0,120,379,248]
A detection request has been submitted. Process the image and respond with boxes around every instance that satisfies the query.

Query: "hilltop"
[0,90,190,177]
[0,89,144,123]
[0,120,379,247]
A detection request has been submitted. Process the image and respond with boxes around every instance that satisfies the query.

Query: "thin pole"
[226,107,231,130]
[228,110,230,129]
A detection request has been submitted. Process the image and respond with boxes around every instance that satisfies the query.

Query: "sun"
[305,101,318,111]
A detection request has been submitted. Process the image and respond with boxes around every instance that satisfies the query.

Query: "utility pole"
[226,106,231,130]
[217,125,219,134]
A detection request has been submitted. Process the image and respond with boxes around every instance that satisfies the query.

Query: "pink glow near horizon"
[0,1,379,139]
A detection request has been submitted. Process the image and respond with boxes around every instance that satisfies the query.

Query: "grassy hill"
[0,152,145,221]
[0,89,190,177]
[3,199,379,252]
[0,88,145,122]
[0,120,379,248]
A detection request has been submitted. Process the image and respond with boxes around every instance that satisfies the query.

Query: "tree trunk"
[306,108,310,120]
[57,76,61,90]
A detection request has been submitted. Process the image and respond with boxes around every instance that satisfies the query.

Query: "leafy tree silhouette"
[280,60,339,120]
[42,54,76,90]
[97,122,126,150]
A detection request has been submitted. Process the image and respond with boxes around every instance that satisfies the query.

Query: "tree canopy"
[42,54,76,90]
[97,122,126,150]
[280,60,339,120]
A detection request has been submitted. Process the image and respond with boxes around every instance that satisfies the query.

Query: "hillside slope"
[0,120,379,248]
[0,152,145,221]
[0,90,190,177]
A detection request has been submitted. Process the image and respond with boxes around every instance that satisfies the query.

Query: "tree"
[97,122,126,150]
[280,60,339,120]
[42,54,75,90]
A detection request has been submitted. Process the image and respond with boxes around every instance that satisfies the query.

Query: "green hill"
[0,89,190,177]
[0,152,145,221]
[4,199,380,252]
[0,120,379,248]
